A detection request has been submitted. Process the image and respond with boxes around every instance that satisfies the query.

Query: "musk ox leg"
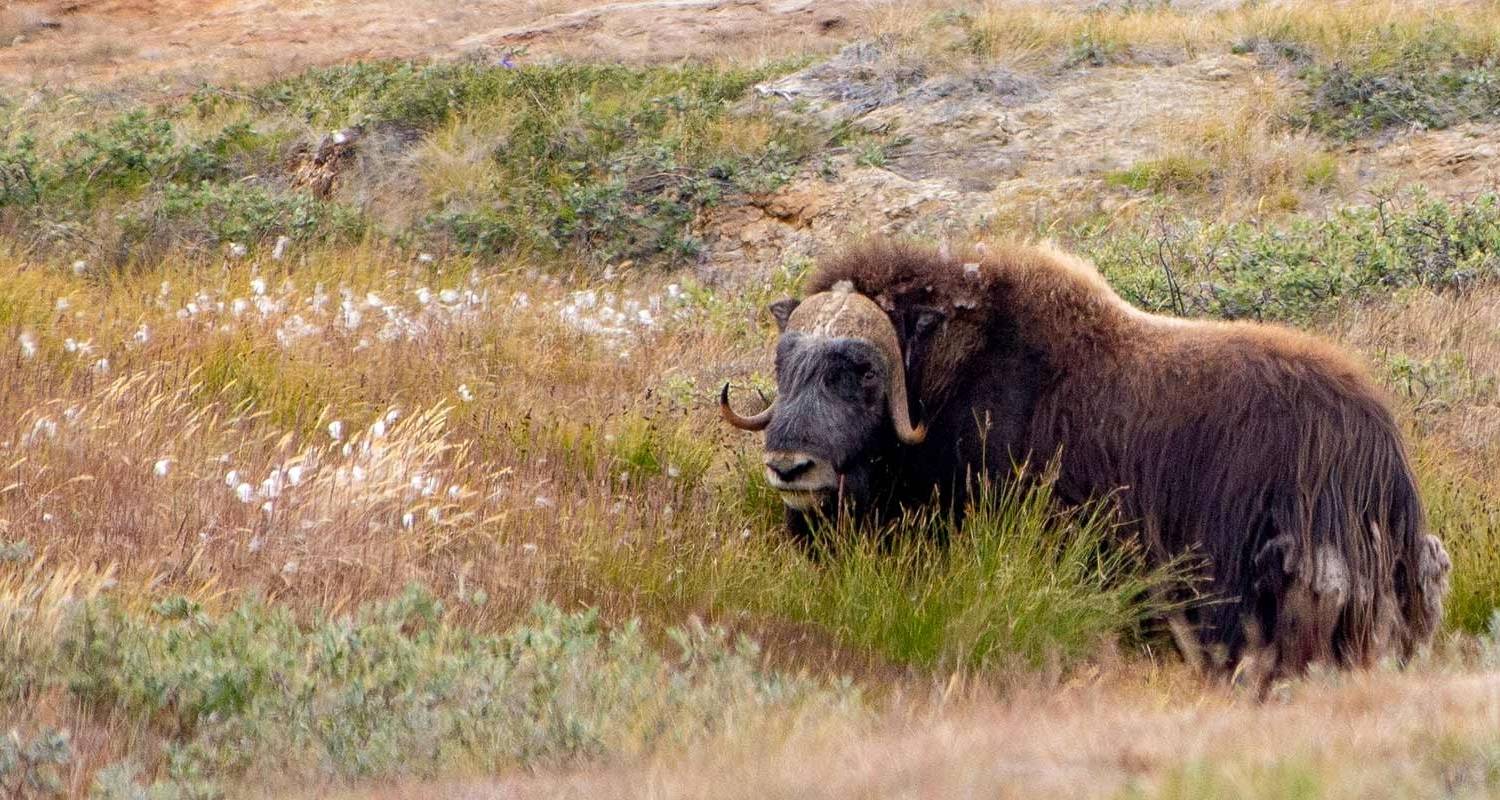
[1251,533,1350,680]
[1400,532,1451,660]
[1166,611,1205,672]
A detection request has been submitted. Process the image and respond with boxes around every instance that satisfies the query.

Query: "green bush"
[1300,61,1500,141]
[249,60,812,262]
[248,60,513,131]
[6,59,815,267]
[410,62,809,264]
[1249,20,1500,141]
[146,182,364,250]
[42,587,851,795]
[1078,191,1500,322]
[423,205,518,257]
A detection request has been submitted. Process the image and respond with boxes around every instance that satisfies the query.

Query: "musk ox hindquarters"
[722,240,1451,679]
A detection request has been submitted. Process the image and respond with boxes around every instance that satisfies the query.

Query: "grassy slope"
[3,1,1500,797]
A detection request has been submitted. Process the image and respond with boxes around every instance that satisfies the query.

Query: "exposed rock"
[290,127,362,201]
[1356,121,1500,199]
[700,45,1269,279]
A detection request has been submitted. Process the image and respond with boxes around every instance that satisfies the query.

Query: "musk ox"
[721,240,1450,679]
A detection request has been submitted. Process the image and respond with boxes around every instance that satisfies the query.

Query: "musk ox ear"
[768,298,800,332]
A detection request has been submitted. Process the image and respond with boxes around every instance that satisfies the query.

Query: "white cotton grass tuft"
[18,332,37,359]
[235,482,255,503]
[457,384,474,402]
[153,458,172,478]
[25,417,58,445]
[250,277,267,296]
[260,469,285,499]
[328,420,344,441]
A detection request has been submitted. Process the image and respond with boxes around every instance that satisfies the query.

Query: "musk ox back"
[722,240,1451,681]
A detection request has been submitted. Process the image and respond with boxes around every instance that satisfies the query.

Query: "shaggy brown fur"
[807,240,1451,679]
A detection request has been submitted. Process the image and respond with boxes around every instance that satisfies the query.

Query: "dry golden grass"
[1338,286,1500,467]
[1113,79,1343,214]
[0,243,824,656]
[960,0,1500,67]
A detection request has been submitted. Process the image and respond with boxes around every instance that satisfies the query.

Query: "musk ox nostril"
[765,453,815,483]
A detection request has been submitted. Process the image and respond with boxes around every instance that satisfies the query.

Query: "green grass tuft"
[602,471,1172,673]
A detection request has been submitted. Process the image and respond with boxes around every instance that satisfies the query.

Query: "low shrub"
[20,587,853,795]
[1078,191,1500,322]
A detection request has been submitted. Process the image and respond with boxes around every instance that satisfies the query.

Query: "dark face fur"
[721,289,938,529]
[761,332,896,515]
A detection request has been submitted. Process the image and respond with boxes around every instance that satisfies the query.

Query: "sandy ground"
[0,0,873,89]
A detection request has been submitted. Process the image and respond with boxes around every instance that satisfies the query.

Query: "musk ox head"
[721,280,929,517]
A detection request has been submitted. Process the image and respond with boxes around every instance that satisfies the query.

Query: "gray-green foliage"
[1077,191,1500,322]
[0,107,352,262]
[0,729,71,799]
[39,587,853,796]
[1290,28,1500,141]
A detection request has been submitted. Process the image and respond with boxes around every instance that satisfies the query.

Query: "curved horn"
[720,383,774,432]
[886,361,926,445]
